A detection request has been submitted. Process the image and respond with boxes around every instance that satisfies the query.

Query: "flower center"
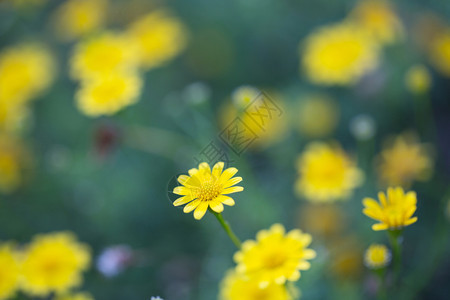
[263,252,286,270]
[197,179,221,202]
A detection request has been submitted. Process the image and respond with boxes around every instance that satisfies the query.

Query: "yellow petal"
[209,200,224,213]
[219,167,238,183]
[212,162,224,178]
[173,195,193,206]
[216,195,235,206]
[188,168,198,176]
[223,176,243,188]
[288,270,301,281]
[198,162,211,173]
[193,202,209,220]
[222,186,244,194]
[184,199,201,213]
[404,216,418,226]
[372,223,389,231]
[297,261,311,270]
[303,249,317,259]
[173,186,191,196]
[363,197,380,210]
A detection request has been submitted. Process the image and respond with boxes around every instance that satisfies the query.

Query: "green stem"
[212,211,242,249]
[375,268,387,300]
[387,229,402,283]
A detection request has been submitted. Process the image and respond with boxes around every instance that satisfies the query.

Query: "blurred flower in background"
[0,135,30,194]
[364,244,391,269]
[297,204,345,239]
[376,133,433,187]
[96,245,134,277]
[405,64,432,95]
[55,292,94,300]
[295,142,363,202]
[0,243,20,300]
[428,28,450,77]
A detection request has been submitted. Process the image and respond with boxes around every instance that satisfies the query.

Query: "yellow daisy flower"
[234,224,316,288]
[0,135,30,194]
[75,71,142,117]
[21,232,91,296]
[362,187,418,231]
[127,9,188,69]
[0,43,55,104]
[219,270,291,300]
[52,0,107,41]
[429,29,450,77]
[70,32,138,80]
[0,243,20,300]
[364,244,391,269]
[55,292,94,300]
[301,22,380,85]
[405,64,432,95]
[377,133,433,187]
[348,0,403,45]
[295,142,363,203]
[173,162,243,220]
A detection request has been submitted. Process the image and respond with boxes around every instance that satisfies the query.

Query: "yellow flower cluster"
[220,224,316,299]
[173,162,244,220]
[69,8,187,117]
[295,142,363,203]
[0,232,91,299]
[364,244,391,269]
[376,133,433,187]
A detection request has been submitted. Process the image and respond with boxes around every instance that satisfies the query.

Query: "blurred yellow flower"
[295,142,363,203]
[76,71,142,117]
[364,244,391,269]
[21,232,91,296]
[0,243,20,300]
[55,292,94,300]
[329,236,363,279]
[363,187,418,231]
[405,65,432,94]
[128,10,188,69]
[348,0,403,45]
[296,94,339,138]
[219,270,291,300]
[0,44,55,104]
[173,162,243,220]
[0,101,29,133]
[220,86,288,148]
[301,22,379,85]
[0,135,29,194]
[377,133,433,187]
[70,32,138,80]
[298,204,345,238]
[429,30,450,77]
[52,0,107,41]
[234,224,316,288]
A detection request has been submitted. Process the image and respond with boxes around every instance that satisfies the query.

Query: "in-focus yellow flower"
[348,0,403,45]
[405,65,432,94]
[0,135,29,194]
[52,0,107,41]
[0,243,20,300]
[364,244,391,269]
[429,30,450,77]
[296,94,339,138]
[70,32,138,80]
[75,72,142,117]
[295,142,363,203]
[234,224,316,288]
[301,22,380,85]
[21,232,91,296]
[128,10,188,69]
[363,187,418,231]
[219,270,291,300]
[0,44,55,104]
[220,86,288,148]
[55,292,94,300]
[173,162,243,220]
[377,133,433,187]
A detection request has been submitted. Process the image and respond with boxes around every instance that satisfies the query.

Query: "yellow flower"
[295,142,363,203]
[0,135,29,194]
[429,30,450,77]
[377,133,433,187]
[297,204,345,238]
[0,243,20,300]
[405,64,432,94]
[364,244,391,269]
[173,162,243,220]
[296,94,339,138]
[52,0,107,41]
[75,71,142,117]
[21,232,91,296]
[234,224,316,288]
[55,292,94,300]
[301,22,380,85]
[0,43,55,104]
[348,0,403,45]
[220,86,288,148]
[70,32,138,80]
[362,187,418,231]
[128,9,188,69]
[219,270,291,300]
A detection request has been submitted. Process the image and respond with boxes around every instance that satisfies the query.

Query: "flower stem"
[212,211,242,249]
[387,229,402,282]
